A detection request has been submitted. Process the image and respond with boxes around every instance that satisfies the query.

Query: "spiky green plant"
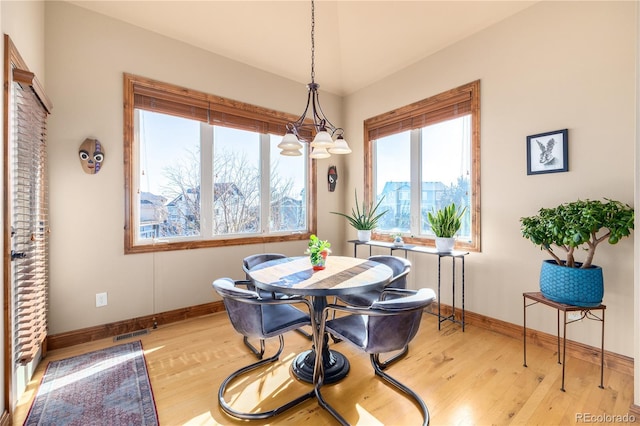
[331,190,388,230]
[427,203,467,238]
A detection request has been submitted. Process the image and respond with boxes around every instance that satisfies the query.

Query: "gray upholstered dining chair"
[242,253,287,282]
[333,255,412,365]
[212,277,316,420]
[243,253,313,347]
[314,287,436,426]
[337,255,411,307]
[239,253,288,358]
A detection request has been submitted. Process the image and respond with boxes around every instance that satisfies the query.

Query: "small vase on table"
[311,250,329,271]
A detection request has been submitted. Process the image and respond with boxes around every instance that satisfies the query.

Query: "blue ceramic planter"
[539,260,603,307]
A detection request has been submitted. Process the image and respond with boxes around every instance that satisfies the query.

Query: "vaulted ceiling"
[67,1,536,95]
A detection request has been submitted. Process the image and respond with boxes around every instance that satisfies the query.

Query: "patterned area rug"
[24,340,158,425]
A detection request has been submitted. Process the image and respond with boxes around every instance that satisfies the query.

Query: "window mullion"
[201,123,214,237]
[410,129,421,234]
[372,141,378,196]
[260,133,270,233]
[133,110,143,244]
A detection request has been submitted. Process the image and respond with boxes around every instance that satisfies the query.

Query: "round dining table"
[248,255,393,384]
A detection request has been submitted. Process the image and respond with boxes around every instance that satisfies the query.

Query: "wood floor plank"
[12,312,635,425]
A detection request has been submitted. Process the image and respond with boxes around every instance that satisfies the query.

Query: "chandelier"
[278,0,351,159]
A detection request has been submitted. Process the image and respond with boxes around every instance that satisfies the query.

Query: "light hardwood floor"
[13,312,635,425]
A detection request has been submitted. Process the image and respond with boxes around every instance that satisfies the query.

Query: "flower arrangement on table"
[306,234,331,270]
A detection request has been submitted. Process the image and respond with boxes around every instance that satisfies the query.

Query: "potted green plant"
[331,190,388,242]
[520,198,634,306]
[427,203,467,252]
[306,234,331,270]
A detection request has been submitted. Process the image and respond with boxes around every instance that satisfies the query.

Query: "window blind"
[11,69,50,364]
[366,87,474,141]
[129,74,313,140]
[133,83,209,122]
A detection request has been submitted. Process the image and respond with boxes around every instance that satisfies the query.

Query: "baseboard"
[47,300,633,377]
[437,304,634,377]
[47,301,225,351]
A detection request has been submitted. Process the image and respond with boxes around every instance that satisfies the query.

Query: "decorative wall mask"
[328,165,338,192]
[79,138,105,174]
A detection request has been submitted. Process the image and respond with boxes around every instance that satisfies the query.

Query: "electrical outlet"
[96,292,108,307]
[567,311,582,321]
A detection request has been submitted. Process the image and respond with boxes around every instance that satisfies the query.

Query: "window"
[364,80,480,251]
[124,74,316,253]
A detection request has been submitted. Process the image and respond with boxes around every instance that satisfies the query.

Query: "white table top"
[248,256,393,297]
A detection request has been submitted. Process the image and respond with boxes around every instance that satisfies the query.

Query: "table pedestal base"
[291,349,350,384]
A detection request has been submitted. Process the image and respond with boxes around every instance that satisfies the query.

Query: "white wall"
[43,1,345,334]
[345,1,636,357]
[2,1,45,80]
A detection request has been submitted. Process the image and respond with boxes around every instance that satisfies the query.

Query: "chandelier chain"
[310,0,315,83]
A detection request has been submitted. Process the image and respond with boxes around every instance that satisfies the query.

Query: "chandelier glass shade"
[278,0,351,158]
[278,132,303,156]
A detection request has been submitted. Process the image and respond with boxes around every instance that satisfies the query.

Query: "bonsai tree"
[331,190,388,230]
[520,198,634,268]
[427,203,467,238]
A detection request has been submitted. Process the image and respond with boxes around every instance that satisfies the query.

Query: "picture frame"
[526,129,568,175]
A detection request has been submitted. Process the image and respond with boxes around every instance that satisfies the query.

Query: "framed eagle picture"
[526,129,568,175]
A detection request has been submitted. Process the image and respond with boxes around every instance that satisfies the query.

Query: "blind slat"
[209,110,269,133]
[129,74,312,139]
[367,92,471,140]
[11,74,50,365]
[134,93,208,122]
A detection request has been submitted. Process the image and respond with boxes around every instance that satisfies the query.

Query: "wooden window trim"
[12,69,52,114]
[123,73,317,254]
[363,80,481,252]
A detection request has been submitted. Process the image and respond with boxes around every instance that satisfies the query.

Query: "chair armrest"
[322,290,433,322]
[235,279,262,294]
[322,303,407,318]
[252,294,311,307]
[380,287,417,300]
[324,303,376,316]
[238,278,296,299]
[237,279,283,300]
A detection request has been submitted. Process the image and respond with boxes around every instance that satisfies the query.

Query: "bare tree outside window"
[212,148,260,234]
[146,144,299,239]
[161,148,201,237]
